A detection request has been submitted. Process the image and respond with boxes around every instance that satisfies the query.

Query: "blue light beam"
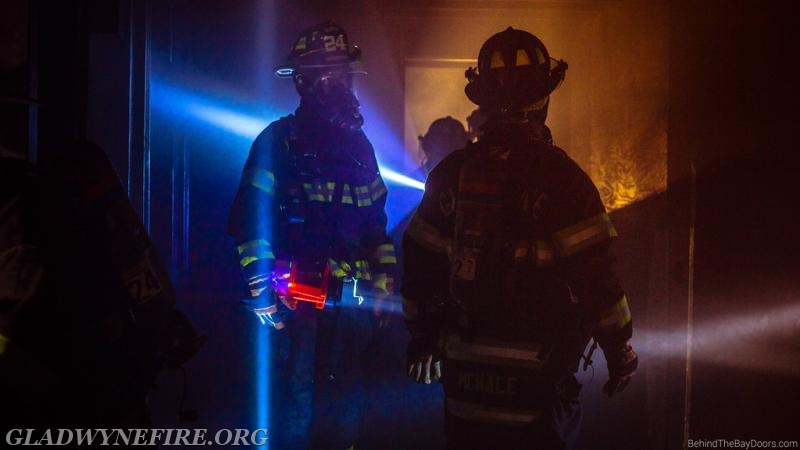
[380,168,425,191]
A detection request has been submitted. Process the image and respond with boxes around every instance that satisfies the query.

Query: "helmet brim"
[273,64,367,78]
[273,46,364,78]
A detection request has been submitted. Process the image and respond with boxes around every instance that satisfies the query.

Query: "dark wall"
[669,0,800,443]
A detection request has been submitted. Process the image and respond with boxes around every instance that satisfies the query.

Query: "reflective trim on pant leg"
[445,340,545,369]
[446,398,542,425]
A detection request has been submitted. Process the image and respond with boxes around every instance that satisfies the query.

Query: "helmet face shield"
[296,66,364,131]
[311,67,355,97]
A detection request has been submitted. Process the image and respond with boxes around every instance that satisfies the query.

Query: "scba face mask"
[301,68,364,131]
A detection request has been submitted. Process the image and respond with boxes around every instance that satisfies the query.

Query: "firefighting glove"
[408,354,442,384]
[371,274,395,327]
[243,277,288,330]
[601,341,638,397]
[407,336,442,384]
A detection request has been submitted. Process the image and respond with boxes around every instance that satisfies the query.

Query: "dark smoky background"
[4,0,799,448]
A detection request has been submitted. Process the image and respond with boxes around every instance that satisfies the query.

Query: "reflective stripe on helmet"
[515,49,531,66]
[490,50,505,69]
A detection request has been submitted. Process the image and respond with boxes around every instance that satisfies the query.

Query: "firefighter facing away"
[228,21,396,449]
[418,116,470,176]
[402,27,638,449]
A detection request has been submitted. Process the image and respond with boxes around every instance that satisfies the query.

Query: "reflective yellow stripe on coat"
[597,295,632,331]
[243,168,275,196]
[237,239,275,268]
[299,177,386,206]
[554,212,617,257]
[512,240,556,267]
[405,214,452,256]
[376,243,397,264]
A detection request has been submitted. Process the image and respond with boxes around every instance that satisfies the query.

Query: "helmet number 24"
[324,34,347,52]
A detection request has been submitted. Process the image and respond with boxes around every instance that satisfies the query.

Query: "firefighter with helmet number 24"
[228,21,396,449]
[402,27,638,449]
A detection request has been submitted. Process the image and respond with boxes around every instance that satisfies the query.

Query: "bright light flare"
[380,168,425,191]
[186,104,269,140]
[153,81,423,190]
[641,301,800,377]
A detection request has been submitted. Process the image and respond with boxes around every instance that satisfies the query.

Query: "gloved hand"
[407,336,442,384]
[243,273,295,330]
[602,341,638,397]
[407,354,442,384]
[252,303,287,330]
[242,288,284,331]
[371,274,395,327]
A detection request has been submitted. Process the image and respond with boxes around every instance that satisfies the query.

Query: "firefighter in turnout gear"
[228,21,396,449]
[1,141,204,430]
[402,27,637,449]
[418,116,470,176]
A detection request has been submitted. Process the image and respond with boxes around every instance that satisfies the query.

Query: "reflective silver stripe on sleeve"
[369,176,388,201]
[598,295,632,330]
[243,168,275,195]
[512,240,556,267]
[554,212,617,257]
[406,214,452,256]
[351,177,387,207]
